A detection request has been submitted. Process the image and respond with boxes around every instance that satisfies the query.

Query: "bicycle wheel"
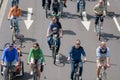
[45,3,48,18]
[12,27,16,43]
[79,5,83,20]
[33,71,37,80]
[52,47,56,64]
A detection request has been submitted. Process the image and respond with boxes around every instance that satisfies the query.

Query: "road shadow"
[63,30,76,35]
[23,37,37,43]
[62,12,80,19]
[101,32,120,42]
[21,10,33,17]
[15,72,32,80]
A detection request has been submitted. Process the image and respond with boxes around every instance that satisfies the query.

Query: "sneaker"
[30,71,33,75]
[79,76,82,80]
[101,26,103,30]
[96,77,100,80]
[1,72,3,76]
[10,25,13,29]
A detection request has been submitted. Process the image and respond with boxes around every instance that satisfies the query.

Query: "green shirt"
[28,47,45,63]
[94,4,105,15]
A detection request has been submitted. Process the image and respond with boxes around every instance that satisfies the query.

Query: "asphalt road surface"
[0,0,120,80]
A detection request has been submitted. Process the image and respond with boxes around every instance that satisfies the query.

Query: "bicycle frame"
[11,18,19,42]
[100,66,107,80]
[73,63,79,80]
[51,34,59,64]
[33,60,38,80]
[79,0,84,19]
[96,16,102,40]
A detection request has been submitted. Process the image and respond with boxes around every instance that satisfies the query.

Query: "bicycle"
[45,0,49,18]
[99,65,107,80]
[1,63,16,80]
[73,61,85,80]
[78,0,84,20]
[9,17,20,43]
[27,59,44,80]
[51,34,60,64]
[95,16,104,41]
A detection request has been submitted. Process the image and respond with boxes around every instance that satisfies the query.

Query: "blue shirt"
[96,46,110,58]
[1,47,18,62]
[68,46,87,61]
[49,22,61,33]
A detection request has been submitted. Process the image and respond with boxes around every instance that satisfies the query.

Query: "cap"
[9,43,14,47]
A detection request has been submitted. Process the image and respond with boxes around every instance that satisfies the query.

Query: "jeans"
[11,0,19,7]
[2,60,17,80]
[10,16,20,33]
[70,60,83,80]
[77,0,86,11]
[47,36,60,53]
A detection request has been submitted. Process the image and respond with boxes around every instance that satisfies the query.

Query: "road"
[0,0,120,80]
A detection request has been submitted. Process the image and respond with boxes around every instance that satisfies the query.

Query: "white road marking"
[113,16,120,32]
[81,11,91,31]
[107,1,110,6]
[24,8,34,30]
[0,0,9,29]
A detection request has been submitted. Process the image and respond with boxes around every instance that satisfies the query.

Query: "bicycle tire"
[33,71,37,80]
[45,4,48,18]
[12,27,16,43]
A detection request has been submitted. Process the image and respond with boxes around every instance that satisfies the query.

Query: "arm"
[15,49,19,62]
[8,8,13,19]
[28,48,33,63]
[46,24,51,37]
[67,47,73,60]
[81,47,87,61]
[59,28,63,37]
[1,49,6,64]
[39,49,46,63]
[106,47,110,66]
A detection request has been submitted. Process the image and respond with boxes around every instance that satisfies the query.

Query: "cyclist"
[52,0,60,15]
[11,0,19,7]
[8,5,22,33]
[28,42,46,80]
[77,0,86,12]
[47,16,62,53]
[67,39,87,80]
[96,41,110,80]
[93,0,106,32]
[1,43,19,80]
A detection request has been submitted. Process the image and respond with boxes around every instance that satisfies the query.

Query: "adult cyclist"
[96,41,110,80]
[28,42,46,80]
[93,0,106,32]
[46,16,63,53]
[11,0,19,7]
[67,39,87,80]
[77,0,86,12]
[1,43,19,80]
[8,5,22,33]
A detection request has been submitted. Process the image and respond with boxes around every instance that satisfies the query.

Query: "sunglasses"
[33,45,38,48]
[76,43,80,45]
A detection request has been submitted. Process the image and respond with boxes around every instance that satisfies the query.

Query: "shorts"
[96,58,107,66]
[30,58,42,64]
